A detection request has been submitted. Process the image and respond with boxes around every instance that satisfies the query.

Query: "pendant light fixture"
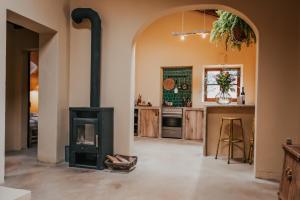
[171,10,210,40]
[172,12,191,41]
[199,10,210,39]
[180,12,185,41]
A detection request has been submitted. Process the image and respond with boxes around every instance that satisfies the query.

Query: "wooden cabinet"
[278,142,300,200]
[139,108,160,138]
[183,109,203,140]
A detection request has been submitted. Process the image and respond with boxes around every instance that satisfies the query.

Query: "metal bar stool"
[215,117,246,164]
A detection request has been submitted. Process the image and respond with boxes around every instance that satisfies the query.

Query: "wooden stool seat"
[221,117,241,120]
[221,138,243,143]
[215,117,246,164]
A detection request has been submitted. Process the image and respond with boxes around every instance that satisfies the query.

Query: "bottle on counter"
[240,87,245,104]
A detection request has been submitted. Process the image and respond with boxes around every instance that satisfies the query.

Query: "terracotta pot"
[232,26,246,43]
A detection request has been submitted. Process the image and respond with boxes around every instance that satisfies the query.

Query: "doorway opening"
[5,22,39,176]
[1,9,62,183]
[132,7,258,171]
[28,50,39,149]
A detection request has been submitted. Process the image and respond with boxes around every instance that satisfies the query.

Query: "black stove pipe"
[71,8,101,107]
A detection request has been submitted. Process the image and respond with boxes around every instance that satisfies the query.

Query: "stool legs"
[215,119,224,160]
[239,119,247,163]
[228,119,233,164]
[248,141,254,165]
[215,118,246,164]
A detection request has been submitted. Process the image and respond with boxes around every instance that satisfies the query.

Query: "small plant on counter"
[215,71,236,104]
[216,71,235,93]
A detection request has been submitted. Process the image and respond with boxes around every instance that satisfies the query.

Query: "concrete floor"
[3,137,278,200]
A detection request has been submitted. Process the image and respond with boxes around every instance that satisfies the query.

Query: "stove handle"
[162,115,182,119]
[96,134,99,148]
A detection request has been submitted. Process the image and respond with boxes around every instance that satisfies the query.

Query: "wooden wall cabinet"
[139,108,160,138]
[278,142,300,200]
[183,109,203,140]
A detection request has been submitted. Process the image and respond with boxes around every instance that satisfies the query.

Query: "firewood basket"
[104,155,138,171]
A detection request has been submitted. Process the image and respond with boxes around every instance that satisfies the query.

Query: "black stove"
[68,8,113,170]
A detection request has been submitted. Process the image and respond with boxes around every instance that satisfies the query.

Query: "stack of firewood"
[105,154,138,171]
[106,155,130,164]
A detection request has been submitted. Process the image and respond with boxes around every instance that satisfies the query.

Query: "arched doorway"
[131,4,259,174]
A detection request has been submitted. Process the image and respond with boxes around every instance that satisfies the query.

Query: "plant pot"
[232,26,246,43]
[215,91,232,104]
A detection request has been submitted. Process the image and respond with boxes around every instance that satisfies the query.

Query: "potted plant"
[215,71,236,104]
[210,10,256,50]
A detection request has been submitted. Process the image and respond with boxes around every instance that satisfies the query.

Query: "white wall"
[135,11,256,107]
[70,0,300,181]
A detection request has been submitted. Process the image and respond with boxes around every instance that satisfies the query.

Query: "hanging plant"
[210,10,256,51]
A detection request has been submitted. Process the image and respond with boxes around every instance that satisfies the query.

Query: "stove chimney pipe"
[71,8,101,107]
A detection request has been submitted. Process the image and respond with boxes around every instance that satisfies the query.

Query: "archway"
[130,4,259,174]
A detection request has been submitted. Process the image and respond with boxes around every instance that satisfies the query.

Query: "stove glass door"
[73,118,98,146]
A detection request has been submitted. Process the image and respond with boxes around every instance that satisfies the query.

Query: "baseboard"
[255,170,281,182]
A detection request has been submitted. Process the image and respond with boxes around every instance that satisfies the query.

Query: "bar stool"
[248,120,255,165]
[215,117,246,164]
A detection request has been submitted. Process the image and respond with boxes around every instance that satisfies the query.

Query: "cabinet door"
[279,153,297,200]
[140,109,159,138]
[295,162,300,200]
[184,110,203,140]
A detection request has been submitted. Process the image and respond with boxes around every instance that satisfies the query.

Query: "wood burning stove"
[69,8,113,170]
[69,108,113,169]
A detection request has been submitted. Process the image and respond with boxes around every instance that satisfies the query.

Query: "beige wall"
[135,11,256,107]
[70,0,300,181]
[0,0,298,183]
[0,0,70,183]
[5,23,39,151]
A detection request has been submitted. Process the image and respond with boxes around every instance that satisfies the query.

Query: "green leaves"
[215,71,235,93]
[210,10,256,51]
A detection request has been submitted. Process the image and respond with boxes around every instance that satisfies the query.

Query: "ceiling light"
[171,10,210,40]
[200,33,207,39]
[196,30,210,39]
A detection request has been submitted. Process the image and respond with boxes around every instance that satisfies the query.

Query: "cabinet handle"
[285,167,293,182]
[96,135,99,148]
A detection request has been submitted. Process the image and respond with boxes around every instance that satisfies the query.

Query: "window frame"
[203,65,243,102]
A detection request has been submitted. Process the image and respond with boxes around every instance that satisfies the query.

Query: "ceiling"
[195,10,218,18]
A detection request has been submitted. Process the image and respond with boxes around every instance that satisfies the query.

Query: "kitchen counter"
[134,104,255,157]
[203,104,255,157]
[183,107,204,111]
[203,104,255,108]
[135,106,161,110]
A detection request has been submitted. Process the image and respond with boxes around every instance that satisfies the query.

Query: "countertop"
[203,103,255,108]
[135,106,161,109]
[135,103,255,110]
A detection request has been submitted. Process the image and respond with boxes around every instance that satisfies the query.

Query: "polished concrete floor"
[3,138,278,200]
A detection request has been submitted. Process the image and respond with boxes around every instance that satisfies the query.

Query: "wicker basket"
[104,155,138,171]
